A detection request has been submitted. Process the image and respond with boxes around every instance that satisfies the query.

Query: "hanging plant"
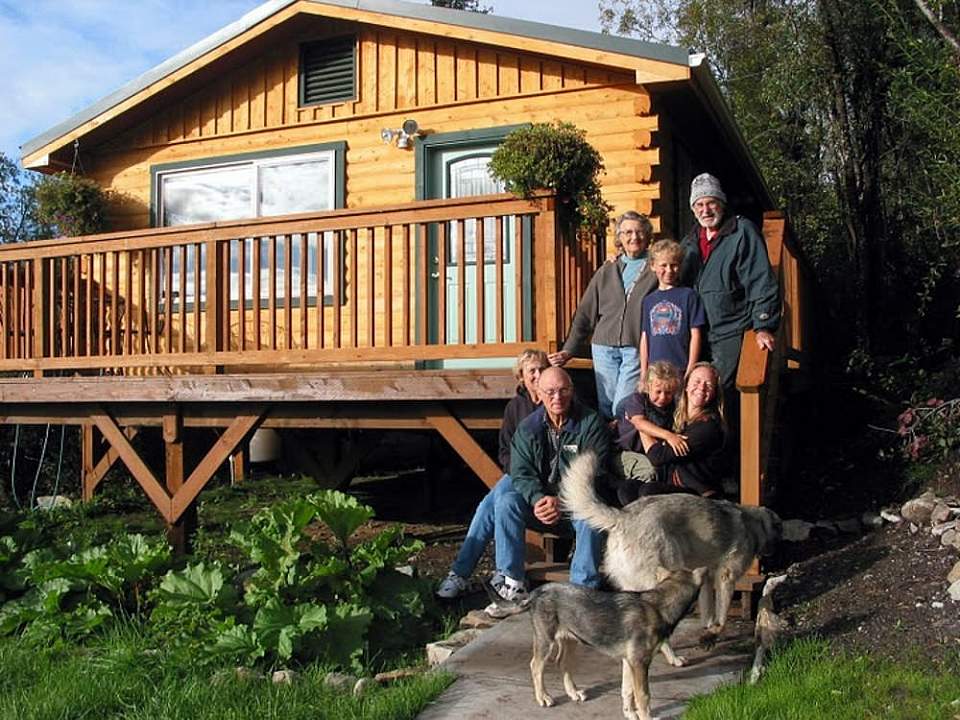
[489,122,612,233]
[34,172,107,238]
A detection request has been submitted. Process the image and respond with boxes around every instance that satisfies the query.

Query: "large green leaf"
[156,562,233,608]
[317,603,372,670]
[210,623,265,664]
[309,491,373,546]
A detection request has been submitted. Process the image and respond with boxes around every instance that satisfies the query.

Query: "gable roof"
[20,0,771,207]
[21,0,691,167]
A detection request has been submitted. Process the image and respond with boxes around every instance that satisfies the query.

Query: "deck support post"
[81,424,94,501]
[163,409,194,555]
[81,424,139,501]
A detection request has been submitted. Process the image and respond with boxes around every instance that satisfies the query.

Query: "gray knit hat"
[689,173,727,208]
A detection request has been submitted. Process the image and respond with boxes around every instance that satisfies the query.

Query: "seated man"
[437,367,610,601]
[496,367,611,599]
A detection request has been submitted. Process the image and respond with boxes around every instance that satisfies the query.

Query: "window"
[445,154,509,266]
[154,145,345,307]
[299,35,356,107]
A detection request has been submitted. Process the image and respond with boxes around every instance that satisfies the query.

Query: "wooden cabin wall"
[82,23,663,352]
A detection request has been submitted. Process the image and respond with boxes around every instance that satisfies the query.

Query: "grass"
[0,625,454,720]
[685,638,960,720]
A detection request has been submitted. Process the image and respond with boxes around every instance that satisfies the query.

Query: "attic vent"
[299,35,357,106]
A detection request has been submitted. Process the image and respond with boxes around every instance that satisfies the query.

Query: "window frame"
[150,142,346,310]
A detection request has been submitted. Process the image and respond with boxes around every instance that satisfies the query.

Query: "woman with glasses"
[635,362,728,498]
[548,211,657,421]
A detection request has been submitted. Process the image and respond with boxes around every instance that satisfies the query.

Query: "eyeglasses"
[618,230,646,237]
[541,387,573,398]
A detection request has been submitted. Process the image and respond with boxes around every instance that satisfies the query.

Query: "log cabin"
[10,0,808,594]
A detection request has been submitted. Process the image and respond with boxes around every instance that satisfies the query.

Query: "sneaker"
[436,571,469,599]
[491,574,528,602]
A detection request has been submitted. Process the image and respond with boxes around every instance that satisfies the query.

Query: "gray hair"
[615,211,654,237]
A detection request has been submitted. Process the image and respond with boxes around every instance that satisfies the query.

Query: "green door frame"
[414,125,534,351]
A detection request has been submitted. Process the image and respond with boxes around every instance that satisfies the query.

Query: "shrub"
[34,172,107,237]
[489,122,612,233]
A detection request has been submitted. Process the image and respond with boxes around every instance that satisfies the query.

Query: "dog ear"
[692,566,708,584]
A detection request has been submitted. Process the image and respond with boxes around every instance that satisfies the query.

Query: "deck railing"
[0,192,600,374]
[737,210,809,509]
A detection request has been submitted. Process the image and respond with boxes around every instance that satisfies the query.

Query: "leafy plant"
[34,171,107,237]
[154,490,431,671]
[895,397,960,462]
[489,122,612,233]
[0,532,170,642]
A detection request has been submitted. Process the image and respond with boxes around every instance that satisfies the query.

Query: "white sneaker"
[492,575,528,602]
[436,571,469,599]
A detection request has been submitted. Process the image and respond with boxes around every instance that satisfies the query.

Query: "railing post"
[32,258,45,376]
[533,196,560,352]
[204,239,224,369]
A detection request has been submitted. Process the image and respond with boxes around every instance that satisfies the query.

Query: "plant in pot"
[488,121,612,236]
[35,172,107,238]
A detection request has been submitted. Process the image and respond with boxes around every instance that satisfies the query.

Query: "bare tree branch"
[913,0,960,60]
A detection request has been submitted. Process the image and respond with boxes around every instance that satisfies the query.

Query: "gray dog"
[512,568,706,720]
[561,452,782,670]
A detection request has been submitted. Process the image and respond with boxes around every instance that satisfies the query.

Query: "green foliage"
[0,532,170,642]
[685,638,960,719]
[488,122,612,233]
[599,0,960,356]
[34,171,107,237]
[0,486,434,674]
[0,628,455,719]
[0,152,45,243]
[153,491,431,672]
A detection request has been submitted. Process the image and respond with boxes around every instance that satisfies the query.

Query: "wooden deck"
[0,196,808,565]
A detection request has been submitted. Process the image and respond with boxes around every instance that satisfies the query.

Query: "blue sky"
[0,0,606,168]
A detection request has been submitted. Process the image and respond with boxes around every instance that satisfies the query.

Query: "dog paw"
[668,654,687,667]
[621,709,639,720]
[535,692,555,707]
[567,689,587,703]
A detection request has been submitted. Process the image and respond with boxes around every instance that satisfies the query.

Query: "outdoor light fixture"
[380,118,422,149]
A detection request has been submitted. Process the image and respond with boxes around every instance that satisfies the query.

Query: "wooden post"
[533,197,559,348]
[163,410,194,555]
[81,424,95,501]
[204,239,224,373]
[230,447,246,486]
[32,258,44,377]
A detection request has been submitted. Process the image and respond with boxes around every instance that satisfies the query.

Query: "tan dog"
[560,452,781,670]
[525,568,707,720]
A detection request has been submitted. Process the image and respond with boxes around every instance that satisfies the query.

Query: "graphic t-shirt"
[641,286,706,372]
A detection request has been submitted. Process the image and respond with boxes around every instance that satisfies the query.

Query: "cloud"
[0,0,261,165]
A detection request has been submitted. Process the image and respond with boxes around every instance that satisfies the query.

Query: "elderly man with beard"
[679,173,780,394]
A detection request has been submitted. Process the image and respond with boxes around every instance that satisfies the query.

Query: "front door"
[419,128,531,367]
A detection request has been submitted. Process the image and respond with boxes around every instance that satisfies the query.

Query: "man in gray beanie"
[679,173,780,393]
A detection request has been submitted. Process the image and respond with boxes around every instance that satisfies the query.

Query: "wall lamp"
[380,118,423,149]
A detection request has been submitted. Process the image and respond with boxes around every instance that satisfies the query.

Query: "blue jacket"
[680,215,780,342]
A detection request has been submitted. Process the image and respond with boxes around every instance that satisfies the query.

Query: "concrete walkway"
[418,612,754,719]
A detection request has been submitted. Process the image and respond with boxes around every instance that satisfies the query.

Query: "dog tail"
[560,452,623,532]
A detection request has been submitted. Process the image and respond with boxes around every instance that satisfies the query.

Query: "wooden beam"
[91,411,171,520]
[81,424,94,501]
[170,411,265,521]
[85,426,139,498]
[0,370,516,404]
[422,402,501,489]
